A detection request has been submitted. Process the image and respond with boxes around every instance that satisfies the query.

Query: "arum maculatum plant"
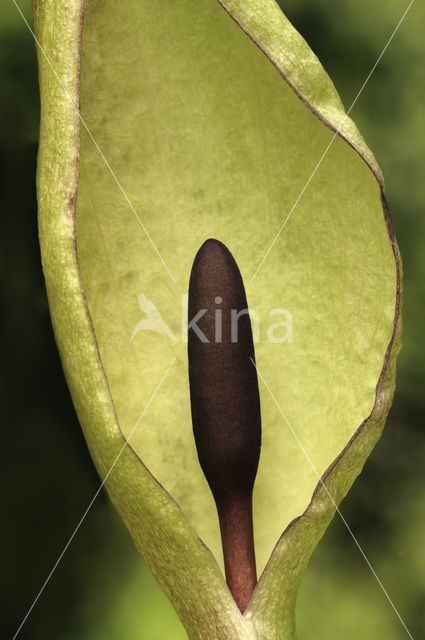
[34,0,402,638]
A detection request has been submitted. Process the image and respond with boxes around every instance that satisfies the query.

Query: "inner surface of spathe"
[76,0,396,574]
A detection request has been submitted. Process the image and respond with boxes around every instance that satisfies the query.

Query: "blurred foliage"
[1,1,424,638]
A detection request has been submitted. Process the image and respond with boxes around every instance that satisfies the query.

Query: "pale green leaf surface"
[35,0,401,638]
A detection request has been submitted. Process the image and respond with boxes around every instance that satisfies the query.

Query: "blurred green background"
[1,0,424,638]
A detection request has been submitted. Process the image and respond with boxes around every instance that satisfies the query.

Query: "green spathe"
[34,1,401,638]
